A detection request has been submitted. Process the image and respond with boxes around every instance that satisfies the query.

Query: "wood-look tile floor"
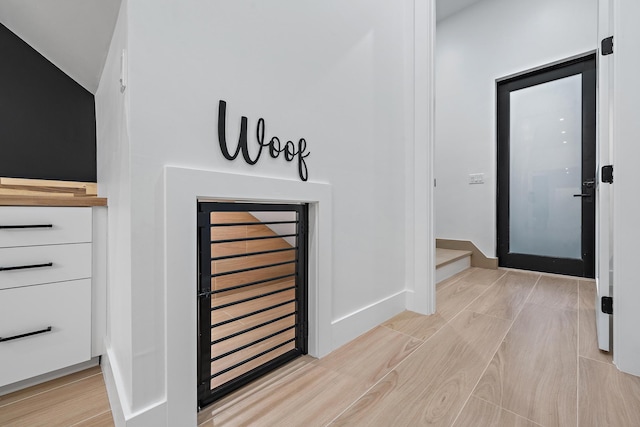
[5,268,640,426]
[200,267,640,427]
[0,365,114,427]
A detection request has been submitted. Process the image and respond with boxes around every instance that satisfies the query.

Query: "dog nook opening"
[197,201,309,409]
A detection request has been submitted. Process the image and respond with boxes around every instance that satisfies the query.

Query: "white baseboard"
[404,289,416,312]
[125,400,168,427]
[101,348,126,427]
[331,290,406,351]
[102,347,168,427]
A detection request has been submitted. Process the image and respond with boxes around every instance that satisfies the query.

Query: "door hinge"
[601,296,613,315]
[601,36,613,55]
[602,165,613,183]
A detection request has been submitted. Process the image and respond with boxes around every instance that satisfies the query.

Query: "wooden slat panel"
[210,211,256,224]
[211,314,296,358]
[213,264,296,291]
[246,225,295,248]
[210,342,295,390]
[211,241,246,258]
[210,301,296,340]
[213,250,296,275]
[208,211,295,296]
[204,209,300,400]
[211,329,296,378]
[212,280,294,308]
[211,225,247,241]
[220,289,296,319]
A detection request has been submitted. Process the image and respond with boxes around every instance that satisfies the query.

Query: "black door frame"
[497,53,596,278]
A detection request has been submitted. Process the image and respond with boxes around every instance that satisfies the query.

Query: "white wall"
[95,1,131,423]
[98,0,426,424]
[435,0,597,257]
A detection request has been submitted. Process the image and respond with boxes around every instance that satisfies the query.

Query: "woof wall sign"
[217,100,310,181]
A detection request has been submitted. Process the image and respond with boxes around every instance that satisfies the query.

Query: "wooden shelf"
[0,177,107,207]
[0,195,107,207]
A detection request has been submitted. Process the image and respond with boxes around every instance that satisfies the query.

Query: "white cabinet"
[0,280,91,387]
[0,207,92,248]
[0,207,93,388]
[0,244,92,290]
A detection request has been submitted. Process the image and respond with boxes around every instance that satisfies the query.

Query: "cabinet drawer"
[0,207,91,248]
[0,279,91,387]
[0,243,91,290]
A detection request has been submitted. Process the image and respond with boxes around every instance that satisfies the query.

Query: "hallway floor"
[3,268,640,426]
[199,267,640,426]
[0,365,113,426]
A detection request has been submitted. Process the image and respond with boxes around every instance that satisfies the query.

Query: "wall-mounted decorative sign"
[217,100,310,181]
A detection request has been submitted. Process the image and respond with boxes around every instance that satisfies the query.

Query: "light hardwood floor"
[0,366,114,427]
[199,267,640,426]
[4,267,640,426]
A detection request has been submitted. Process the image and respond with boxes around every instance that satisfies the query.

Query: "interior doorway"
[197,201,308,408]
[496,54,597,278]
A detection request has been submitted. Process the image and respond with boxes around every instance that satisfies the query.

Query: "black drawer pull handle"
[0,326,53,342]
[0,224,53,229]
[0,262,54,272]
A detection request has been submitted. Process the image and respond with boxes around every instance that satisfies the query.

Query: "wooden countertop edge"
[0,195,108,207]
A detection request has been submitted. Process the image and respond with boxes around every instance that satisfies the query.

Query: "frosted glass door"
[496,54,596,278]
[509,75,582,259]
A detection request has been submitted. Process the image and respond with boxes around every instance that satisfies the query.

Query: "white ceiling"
[437,0,484,22]
[0,0,121,94]
[0,0,476,94]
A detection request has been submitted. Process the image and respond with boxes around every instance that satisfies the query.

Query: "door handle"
[574,179,596,198]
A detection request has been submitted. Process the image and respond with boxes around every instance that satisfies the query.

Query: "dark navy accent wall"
[0,23,96,182]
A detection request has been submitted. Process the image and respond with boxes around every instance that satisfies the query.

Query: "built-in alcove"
[197,202,308,408]
[164,167,332,424]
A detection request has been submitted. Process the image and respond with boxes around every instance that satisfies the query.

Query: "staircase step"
[436,248,471,283]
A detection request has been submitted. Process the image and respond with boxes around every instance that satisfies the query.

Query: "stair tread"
[436,248,472,268]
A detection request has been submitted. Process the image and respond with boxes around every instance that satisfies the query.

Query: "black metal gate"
[197,202,308,409]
